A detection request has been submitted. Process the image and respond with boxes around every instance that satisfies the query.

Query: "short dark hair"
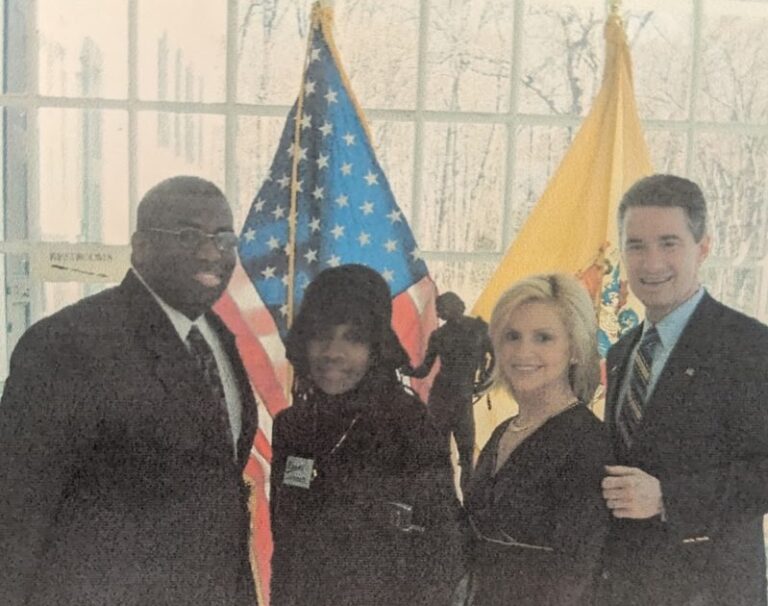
[136,175,226,231]
[618,174,708,242]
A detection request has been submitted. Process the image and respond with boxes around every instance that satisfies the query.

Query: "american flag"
[237,16,431,338]
[215,5,438,604]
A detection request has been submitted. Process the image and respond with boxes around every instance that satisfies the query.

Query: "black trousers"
[428,383,475,468]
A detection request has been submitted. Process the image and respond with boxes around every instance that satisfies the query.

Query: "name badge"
[283,456,315,489]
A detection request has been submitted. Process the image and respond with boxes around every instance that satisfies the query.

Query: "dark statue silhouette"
[402,292,493,496]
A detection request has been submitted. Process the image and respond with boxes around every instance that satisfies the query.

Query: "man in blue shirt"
[597,174,768,606]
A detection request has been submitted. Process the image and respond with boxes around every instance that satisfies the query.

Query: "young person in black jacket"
[269,264,463,606]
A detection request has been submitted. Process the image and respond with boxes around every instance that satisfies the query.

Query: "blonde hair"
[488,273,600,404]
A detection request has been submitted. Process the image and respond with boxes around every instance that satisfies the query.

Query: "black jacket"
[0,271,258,606]
[465,405,611,606]
[598,293,768,606]
[269,383,463,606]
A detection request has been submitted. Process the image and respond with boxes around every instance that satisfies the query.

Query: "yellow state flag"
[471,11,653,448]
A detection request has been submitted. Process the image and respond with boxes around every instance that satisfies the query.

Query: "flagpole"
[279,3,323,406]
[317,4,376,147]
[285,4,324,332]
[285,2,336,332]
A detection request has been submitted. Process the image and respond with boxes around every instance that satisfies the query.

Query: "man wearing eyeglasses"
[0,176,259,606]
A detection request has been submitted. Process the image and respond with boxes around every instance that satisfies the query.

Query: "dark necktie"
[187,325,234,451]
[618,325,660,448]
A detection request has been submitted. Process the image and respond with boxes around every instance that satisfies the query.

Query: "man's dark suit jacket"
[0,271,258,606]
[597,293,768,606]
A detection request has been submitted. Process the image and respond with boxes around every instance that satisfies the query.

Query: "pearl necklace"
[507,399,580,433]
[507,418,533,433]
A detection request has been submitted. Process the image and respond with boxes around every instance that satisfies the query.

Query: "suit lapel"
[120,273,201,399]
[121,271,257,467]
[629,294,719,448]
[122,273,234,455]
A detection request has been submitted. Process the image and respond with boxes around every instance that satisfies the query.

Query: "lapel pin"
[685,368,695,377]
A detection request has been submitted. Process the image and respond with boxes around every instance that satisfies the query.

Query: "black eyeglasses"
[145,227,239,252]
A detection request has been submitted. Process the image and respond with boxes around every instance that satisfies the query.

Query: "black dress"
[464,405,611,606]
[269,382,464,606]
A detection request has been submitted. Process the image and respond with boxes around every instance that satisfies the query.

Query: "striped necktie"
[187,325,234,451]
[618,325,660,448]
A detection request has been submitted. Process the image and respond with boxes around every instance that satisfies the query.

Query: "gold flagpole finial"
[312,0,334,28]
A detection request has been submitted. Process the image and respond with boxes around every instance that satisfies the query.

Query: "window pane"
[419,122,505,252]
[367,120,414,220]
[237,0,417,109]
[698,0,768,123]
[38,0,128,98]
[237,0,308,105]
[334,0,418,110]
[426,0,514,112]
[43,283,115,320]
[137,112,225,203]
[624,0,693,121]
[427,258,499,311]
[693,132,768,263]
[38,108,129,244]
[236,115,286,228]
[138,0,226,102]
[519,0,605,117]
[701,264,762,319]
[512,124,574,240]
[645,129,687,175]
[44,283,86,317]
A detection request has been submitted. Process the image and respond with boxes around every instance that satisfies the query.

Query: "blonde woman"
[464,273,610,606]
